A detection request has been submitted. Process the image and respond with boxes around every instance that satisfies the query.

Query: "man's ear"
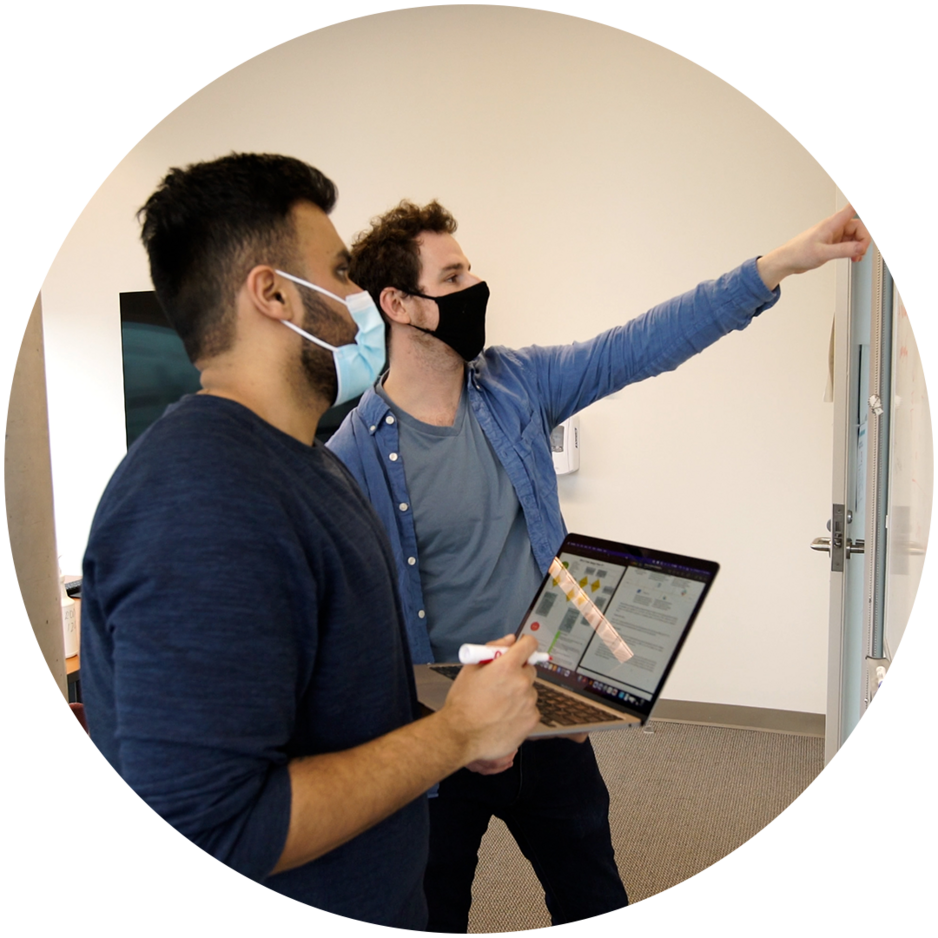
[245,265,293,322]
[380,286,412,324]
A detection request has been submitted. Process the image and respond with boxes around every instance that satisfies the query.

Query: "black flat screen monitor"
[119,291,361,448]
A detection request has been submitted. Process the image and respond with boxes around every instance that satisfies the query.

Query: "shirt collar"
[355,379,394,433]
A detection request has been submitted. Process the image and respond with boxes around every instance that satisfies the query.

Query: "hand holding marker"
[458,643,551,667]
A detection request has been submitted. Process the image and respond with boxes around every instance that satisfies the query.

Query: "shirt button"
[399,502,409,512]
[417,610,426,619]
[389,452,399,462]
[369,425,376,432]
[386,415,395,424]
[407,556,416,566]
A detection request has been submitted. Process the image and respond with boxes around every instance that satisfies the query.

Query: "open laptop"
[414,533,719,735]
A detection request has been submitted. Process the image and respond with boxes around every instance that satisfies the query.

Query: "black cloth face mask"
[409,280,490,361]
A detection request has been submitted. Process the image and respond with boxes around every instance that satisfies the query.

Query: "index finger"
[845,216,872,247]
[485,634,517,649]
[498,633,539,666]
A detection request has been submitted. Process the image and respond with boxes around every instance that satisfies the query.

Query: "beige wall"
[5,296,68,701]
[41,6,839,713]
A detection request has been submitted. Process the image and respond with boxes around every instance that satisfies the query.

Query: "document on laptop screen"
[518,551,706,702]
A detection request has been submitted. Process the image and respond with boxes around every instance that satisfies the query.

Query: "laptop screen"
[516,534,719,721]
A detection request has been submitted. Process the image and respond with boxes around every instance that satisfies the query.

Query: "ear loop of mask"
[275,269,344,351]
[275,269,346,304]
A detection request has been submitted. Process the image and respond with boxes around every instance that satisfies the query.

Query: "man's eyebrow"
[334,249,352,264]
[439,261,468,275]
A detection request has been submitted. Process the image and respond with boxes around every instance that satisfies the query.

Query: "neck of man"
[198,349,331,447]
[382,332,465,427]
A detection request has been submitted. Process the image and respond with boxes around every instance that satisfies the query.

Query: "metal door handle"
[810,536,864,556]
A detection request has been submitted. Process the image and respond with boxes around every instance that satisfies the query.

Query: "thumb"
[827,203,858,229]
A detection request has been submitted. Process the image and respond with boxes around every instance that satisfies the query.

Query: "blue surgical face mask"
[275,270,386,406]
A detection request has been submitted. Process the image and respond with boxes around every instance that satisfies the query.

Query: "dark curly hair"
[349,200,458,314]
[138,152,337,363]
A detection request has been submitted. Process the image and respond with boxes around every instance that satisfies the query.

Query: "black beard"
[298,289,340,405]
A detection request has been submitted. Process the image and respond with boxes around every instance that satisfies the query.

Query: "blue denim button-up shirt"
[327,258,779,664]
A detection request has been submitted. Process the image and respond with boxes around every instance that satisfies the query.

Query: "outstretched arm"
[756,204,871,291]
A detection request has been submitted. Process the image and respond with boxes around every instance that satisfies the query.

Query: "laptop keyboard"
[431,665,463,680]
[428,665,624,727]
[533,680,624,726]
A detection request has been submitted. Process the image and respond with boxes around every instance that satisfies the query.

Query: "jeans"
[424,736,628,931]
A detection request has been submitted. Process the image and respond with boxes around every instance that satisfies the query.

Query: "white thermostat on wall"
[550,415,580,475]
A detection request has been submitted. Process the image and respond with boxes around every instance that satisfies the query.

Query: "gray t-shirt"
[377,383,545,661]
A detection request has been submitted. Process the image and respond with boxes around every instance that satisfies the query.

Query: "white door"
[822,237,932,764]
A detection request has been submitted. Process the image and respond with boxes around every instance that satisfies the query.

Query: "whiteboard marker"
[458,643,551,666]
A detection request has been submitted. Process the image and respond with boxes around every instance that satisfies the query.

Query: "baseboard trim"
[651,699,825,738]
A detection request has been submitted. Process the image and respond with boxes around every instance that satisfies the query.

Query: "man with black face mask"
[327,199,870,931]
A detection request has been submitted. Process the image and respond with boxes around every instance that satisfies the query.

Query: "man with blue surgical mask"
[274,268,387,407]
[80,154,542,929]
[327,199,871,931]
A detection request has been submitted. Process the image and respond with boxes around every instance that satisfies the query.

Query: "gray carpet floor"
[467,720,824,932]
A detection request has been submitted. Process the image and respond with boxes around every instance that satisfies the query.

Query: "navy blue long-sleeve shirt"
[81,394,429,927]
